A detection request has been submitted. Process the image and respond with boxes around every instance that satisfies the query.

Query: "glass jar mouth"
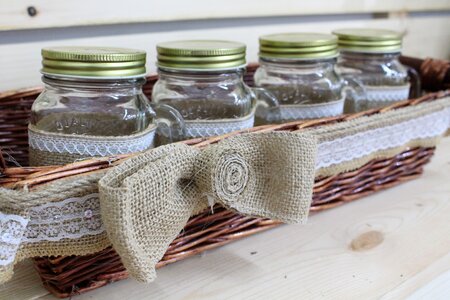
[156,66,247,84]
[41,71,147,80]
[156,64,247,73]
[259,54,338,61]
[259,56,337,65]
[338,50,401,60]
[41,74,147,90]
[338,49,402,55]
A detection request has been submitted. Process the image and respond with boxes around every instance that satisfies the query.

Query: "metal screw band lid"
[259,33,338,60]
[332,28,403,53]
[41,46,147,78]
[156,40,246,70]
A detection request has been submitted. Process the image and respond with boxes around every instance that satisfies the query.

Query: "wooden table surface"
[1,138,450,300]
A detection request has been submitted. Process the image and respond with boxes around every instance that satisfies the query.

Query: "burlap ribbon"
[0,131,317,284]
[0,95,449,284]
[99,132,317,282]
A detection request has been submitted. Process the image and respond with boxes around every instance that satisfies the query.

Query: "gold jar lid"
[332,28,403,53]
[258,33,338,60]
[41,47,147,78]
[156,40,246,70]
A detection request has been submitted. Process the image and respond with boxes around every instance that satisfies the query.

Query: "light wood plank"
[0,15,449,91]
[407,270,450,300]
[1,138,448,299]
[1,0,449,31]
[0,260,50,299]
[382,255,450,300]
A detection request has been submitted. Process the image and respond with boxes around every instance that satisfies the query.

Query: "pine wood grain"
[1,0,449,31]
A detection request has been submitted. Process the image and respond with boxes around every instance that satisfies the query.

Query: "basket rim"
[1,88,449,190]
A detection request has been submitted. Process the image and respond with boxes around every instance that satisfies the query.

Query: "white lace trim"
[23,193,103,243]
[0,212,28,266]
[185,112,255,138]
[274,98,344,122]
[28,125,156,156]
[316,108,450,169]
[365,84,410,109]
[1,106,449,267]
[0,194,104,266]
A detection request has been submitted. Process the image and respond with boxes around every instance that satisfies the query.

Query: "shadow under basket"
[0,56,449,298]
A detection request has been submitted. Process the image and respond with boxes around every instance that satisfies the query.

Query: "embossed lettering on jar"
[30,47,183,166]
[254,33,345,123]
[333,28,420,112]
[152,40,258,140]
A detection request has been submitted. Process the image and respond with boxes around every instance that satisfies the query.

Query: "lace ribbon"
[24,193,103,243]
[275,98,345,121]
[28,124,157,156]
[184,112,254,138]
[364,84,411,109]
[316,107,450,169]
[0,213,28,266]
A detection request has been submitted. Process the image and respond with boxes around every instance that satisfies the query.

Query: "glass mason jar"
[333,28,420,112]
[152,40,277,140]
[30,47,183,166]
[254,33,346,124]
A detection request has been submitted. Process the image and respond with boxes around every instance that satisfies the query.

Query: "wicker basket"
[0,56,449,298]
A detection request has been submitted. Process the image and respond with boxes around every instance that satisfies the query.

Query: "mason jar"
[333,28,420,112]
[30,46,184,166]
[152,40,278,140]
[254,33,346,124]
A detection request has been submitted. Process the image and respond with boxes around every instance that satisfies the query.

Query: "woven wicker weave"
[0,56,449,298]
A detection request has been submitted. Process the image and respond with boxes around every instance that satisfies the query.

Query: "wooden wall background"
[0,0,449,91]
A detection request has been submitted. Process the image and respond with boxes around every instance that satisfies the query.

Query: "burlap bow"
[98,132,318,282]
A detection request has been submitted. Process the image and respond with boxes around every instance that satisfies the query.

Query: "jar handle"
[342,75,368,113]
[406,66,421,99]
[250,87,281,124]
[151,103,186,144]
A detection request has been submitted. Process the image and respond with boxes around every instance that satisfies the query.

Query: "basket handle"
[406,66,421,98]
[0,148,6,170]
